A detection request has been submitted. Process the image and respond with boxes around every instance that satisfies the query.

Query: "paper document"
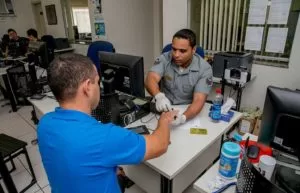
[265,28,288,53]
[248,0,268,24]
[244,27,264,51]
[268,0,292,24]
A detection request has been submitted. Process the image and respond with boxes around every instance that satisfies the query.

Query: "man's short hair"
[173,29,197,48]
[27,29,38,38]
[7,28,16,34]
[47,53,97,102]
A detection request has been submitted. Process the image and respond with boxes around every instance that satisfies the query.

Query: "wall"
[163,0,300,109]
[70,0,88,7]
[162,0,187,46]
[41,0,66,37]
[0,0,36,37]
[89,0,154,73]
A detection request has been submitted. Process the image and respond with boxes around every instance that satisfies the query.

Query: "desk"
[54,48,74,54]
[0,63,45,112]
[193,134,257,193]
[123,105,242,193]
[27,97,242,193]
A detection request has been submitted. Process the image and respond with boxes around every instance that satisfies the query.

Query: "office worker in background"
[7,28,29,57]
[37,53,177,193]
[27,28,39,42]
[145,29,213,126]
[0,34,9,57]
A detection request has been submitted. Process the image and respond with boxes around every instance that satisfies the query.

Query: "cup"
[258,155,276,180]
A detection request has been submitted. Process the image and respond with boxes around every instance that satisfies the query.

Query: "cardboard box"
[238,116,257,135]
[253,118,261,136]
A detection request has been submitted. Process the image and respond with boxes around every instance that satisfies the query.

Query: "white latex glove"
[154,92,172,112]
[171,113,186,126]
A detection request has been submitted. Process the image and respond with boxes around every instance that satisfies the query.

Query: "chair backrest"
[91,92,120,124]
[87,41,115,71]
[161,43,205,58]
[41,35,56,63]
[6,64,32,98]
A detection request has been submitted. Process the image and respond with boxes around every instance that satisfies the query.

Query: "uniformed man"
[145,29,213,126]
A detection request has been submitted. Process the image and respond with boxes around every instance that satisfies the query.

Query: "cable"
[140,114,156,123]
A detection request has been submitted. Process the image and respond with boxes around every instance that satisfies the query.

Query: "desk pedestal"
[123,136,222,193]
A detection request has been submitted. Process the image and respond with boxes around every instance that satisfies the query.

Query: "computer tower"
[213,52,253,78]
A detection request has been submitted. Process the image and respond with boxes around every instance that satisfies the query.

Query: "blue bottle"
[211,88,223,122]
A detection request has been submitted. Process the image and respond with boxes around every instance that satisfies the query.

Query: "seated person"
[7,28,29,57]
[37,53,177,193]
[0,34,9,57]
[145,29,213,125]
[27,28,39,42]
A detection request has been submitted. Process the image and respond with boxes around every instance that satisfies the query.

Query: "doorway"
[32,2,46,37]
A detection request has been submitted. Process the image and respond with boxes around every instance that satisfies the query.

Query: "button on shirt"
[37,107,146,193]
[151,52,213,104]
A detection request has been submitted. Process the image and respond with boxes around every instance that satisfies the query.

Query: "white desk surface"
[127,104,242,179]
[28,96,242,181]
[54,48,75,53]
[0,56,27,61]
[28,93,58,115]
[193,133,258,193]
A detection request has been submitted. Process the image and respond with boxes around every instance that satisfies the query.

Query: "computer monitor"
[98,51,145,98]
[28,41,50,69]
[258,86,300,161]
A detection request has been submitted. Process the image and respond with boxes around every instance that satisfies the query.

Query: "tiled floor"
[0,98,144,193]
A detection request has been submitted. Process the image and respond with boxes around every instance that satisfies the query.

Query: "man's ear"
[82,79,91,96]
[192,46,196,54]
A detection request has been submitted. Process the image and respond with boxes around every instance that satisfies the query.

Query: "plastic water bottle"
[211,88,223,122]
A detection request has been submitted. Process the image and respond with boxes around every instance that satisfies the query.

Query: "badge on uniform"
[206,77,213,86]
[154,57,160,65]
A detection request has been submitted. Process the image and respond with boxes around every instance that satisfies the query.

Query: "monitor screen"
[28,41,50,69]
[258,86,300,160]
[98,51,145,98]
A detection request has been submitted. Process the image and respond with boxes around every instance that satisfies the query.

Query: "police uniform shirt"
[150,51,213,105]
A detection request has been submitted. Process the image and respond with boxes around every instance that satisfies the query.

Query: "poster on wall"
[95,22,105,36]
[45,4,57,25]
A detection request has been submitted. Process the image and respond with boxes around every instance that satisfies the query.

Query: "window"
[0,0,15,16]
[72,7,91,34]
[189,0,300,68]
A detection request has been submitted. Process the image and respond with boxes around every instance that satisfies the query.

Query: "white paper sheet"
[265,28,288,53]
[248,0,269,24]
[244,27,264,51]
[268,0,292,24]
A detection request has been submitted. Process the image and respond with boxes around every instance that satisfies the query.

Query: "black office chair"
[6,64,33,106]
[41,35,56,63]
[0,134,37,193]
[91,92,120,125]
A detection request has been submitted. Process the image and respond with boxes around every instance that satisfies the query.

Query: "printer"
[213,52,253,79]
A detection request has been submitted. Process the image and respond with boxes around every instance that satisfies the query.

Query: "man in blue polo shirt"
[37,53,177,193]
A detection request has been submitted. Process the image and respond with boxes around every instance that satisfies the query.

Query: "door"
[32,2,46,37]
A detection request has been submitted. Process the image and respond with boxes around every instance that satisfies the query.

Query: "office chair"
[161,43,205,58]
[41,35,56,63]
[6,64,33,106]
[0,134,37,193]
[87,41,115,71]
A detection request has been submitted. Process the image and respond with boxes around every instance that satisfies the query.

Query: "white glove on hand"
[171,114,186,126]
[154,92,172,112]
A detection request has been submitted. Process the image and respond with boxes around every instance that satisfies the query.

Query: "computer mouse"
[247,145,260,159]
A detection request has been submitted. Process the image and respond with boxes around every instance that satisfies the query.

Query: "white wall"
[162,0,187,46]
[89,0,154,73]
[163,0,300,109]
[0,0,36,37]
[41,0,66,37]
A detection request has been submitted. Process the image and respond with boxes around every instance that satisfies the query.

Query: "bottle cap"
[216,88,222,94]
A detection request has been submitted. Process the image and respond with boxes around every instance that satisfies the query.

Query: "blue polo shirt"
[37,107,146,193]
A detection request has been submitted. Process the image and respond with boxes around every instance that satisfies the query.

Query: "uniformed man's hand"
[154,92,172,112]
[171,113,186,126]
